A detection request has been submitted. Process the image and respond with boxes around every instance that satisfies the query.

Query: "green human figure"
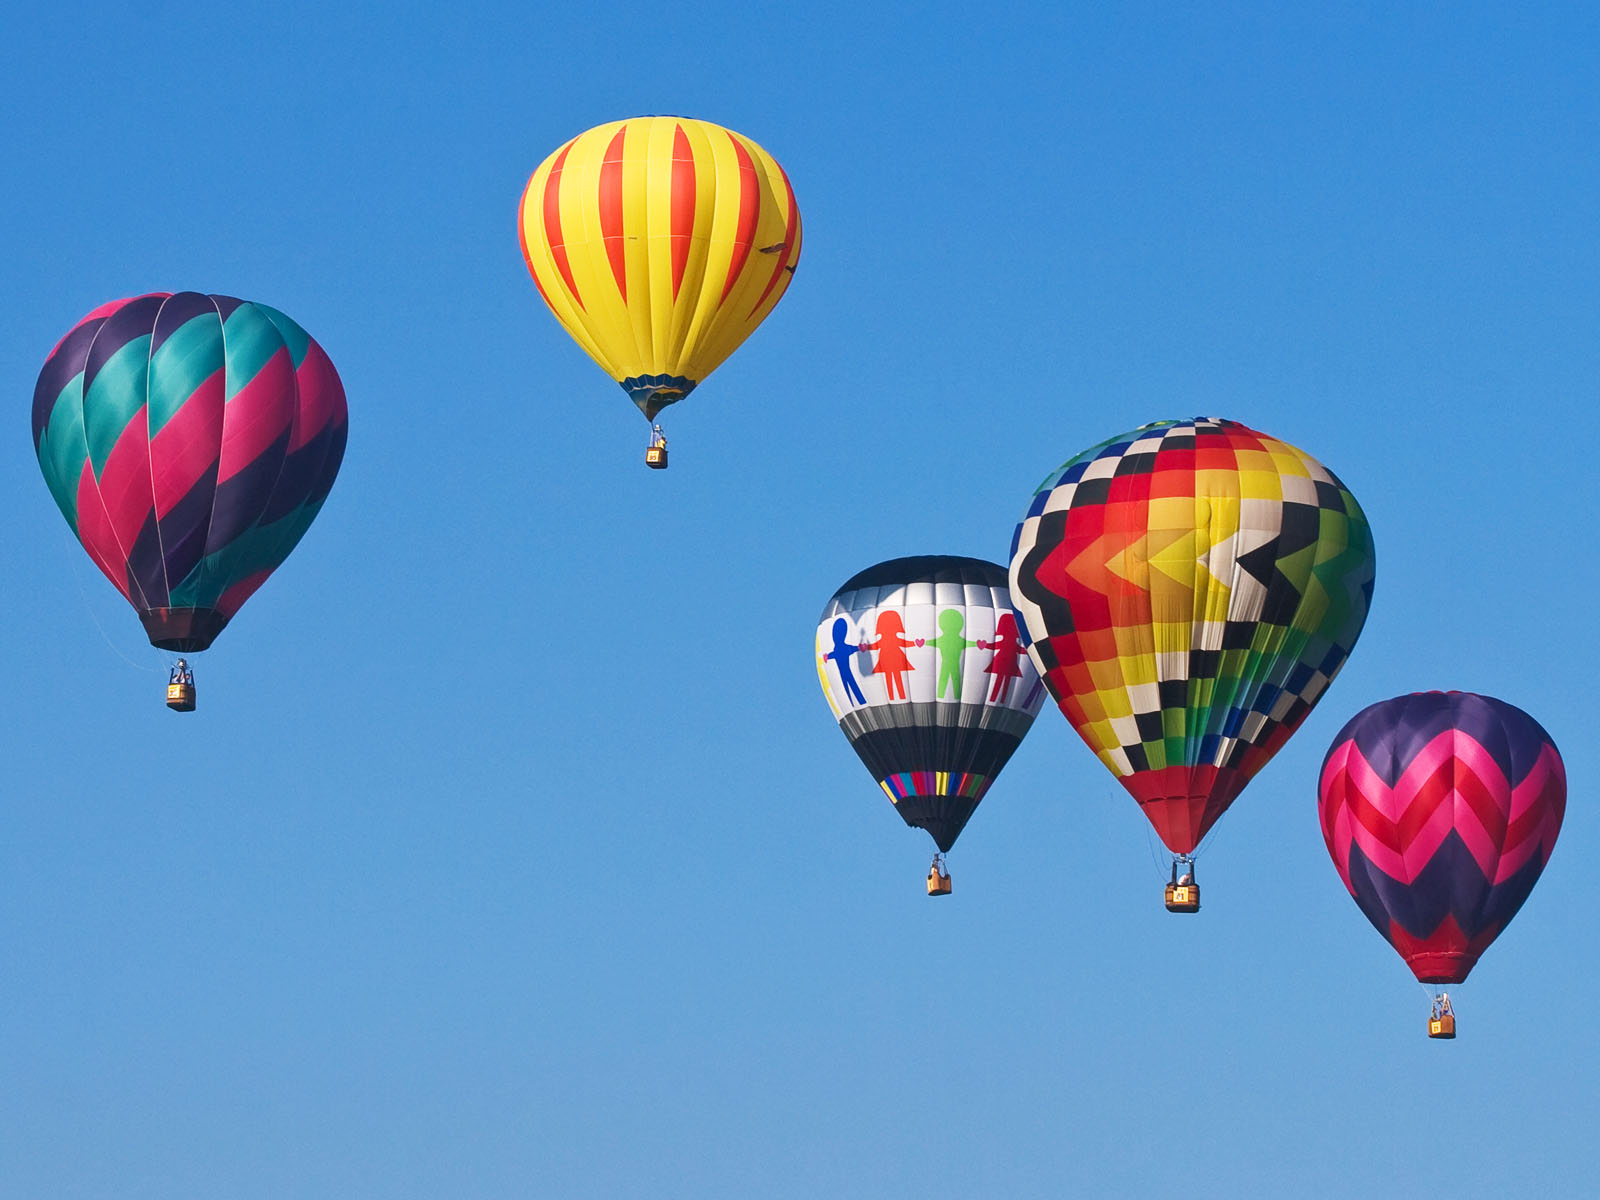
[928,609,988,700]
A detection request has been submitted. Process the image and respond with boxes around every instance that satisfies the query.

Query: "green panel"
[82,335,152,476]
[148,311,224,437]
[39,376,90,530]
[222,304,288,400]
[169,497,324,608]
[254,304,311,368]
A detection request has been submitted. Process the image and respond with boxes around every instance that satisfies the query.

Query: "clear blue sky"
[3,3,1596,1196]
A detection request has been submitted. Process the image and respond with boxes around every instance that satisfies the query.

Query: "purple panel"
[147,291,221,355]
[32,317,104,448]
[203,426,292,554]
[82,295,165,395]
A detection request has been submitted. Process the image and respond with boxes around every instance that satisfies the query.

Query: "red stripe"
[599,125,628,302]
[719,134,759,303]
[669,125,696,300]
[543,143,584,309]
[747,165,800,317]
[217,568,274,618]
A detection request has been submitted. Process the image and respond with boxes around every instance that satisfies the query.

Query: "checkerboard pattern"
[1009,418,1376,853]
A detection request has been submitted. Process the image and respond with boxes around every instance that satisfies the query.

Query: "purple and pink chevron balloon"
[32,293,347,651]
[1318,692,1565,984]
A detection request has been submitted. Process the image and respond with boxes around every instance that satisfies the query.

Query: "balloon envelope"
[518,115,802,420]
[1318,691,1565,984]
[1010,417,1375,853]
[32,293,348,650]
[816,556,1044,852]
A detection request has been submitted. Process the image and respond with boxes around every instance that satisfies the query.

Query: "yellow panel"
[518,116,801,403]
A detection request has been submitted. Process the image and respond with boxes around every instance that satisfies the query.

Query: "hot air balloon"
[816,556,1045,893]
[1009,417,1375,910]
[517,115,801,468]
[32,293,348,710]
[1318,691,1565,1038]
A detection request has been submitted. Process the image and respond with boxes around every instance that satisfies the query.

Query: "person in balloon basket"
[169,659,194,688]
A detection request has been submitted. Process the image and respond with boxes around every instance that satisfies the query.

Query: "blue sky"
[3,3,1596,1196]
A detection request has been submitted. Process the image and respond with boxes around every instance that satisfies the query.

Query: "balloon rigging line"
[58,529,162,674]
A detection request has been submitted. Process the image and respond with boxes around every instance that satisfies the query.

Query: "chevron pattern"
[1009,418,1376,853]
[1319,691,1566,983]
[32,293,348,651]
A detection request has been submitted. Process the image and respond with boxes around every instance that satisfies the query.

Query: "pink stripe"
[1317,745,1352,873]
[1331,744,1445,881]
[1495,748,1567,882]
[217,347,294,484]
[1447,784,1503,881]
[74,462,134,603]
[287,338,346,452]
[150,368,223,517]
[1328,732,1550,884]
[95,417,156,559]
[1440,734,1514,813]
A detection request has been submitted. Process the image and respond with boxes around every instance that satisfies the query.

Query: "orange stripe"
[669,125,696,301]
[719,134,759,303]
[599,125,628,302]
[747,165,800,317]
[543,143,583,309]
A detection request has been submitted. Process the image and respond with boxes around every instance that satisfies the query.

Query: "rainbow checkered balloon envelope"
[1009,417,1376,855]
[816,556,1045,855]
[32,293,348,653]
[1319,691,1565,985]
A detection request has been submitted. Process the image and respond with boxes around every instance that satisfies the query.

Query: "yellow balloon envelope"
[518,116,802,420]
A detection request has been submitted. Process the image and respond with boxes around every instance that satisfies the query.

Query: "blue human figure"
[824,617,866,705]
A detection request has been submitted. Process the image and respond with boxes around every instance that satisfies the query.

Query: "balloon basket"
[926,864,952,896]
[1163,882,1199,913]
[1428,1014,1456,1039]
[166,682,196,712]
[645,444,668,469]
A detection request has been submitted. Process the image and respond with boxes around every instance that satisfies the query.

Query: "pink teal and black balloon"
[1318,691,1565,985]
[32,293,348,651]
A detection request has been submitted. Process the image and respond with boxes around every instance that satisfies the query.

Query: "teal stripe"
[148,311,224,437]
[82,335,151,476]
[39,376,90,531]
[222,304,288,400]
[170,497,325,608]
[255,304,311,368]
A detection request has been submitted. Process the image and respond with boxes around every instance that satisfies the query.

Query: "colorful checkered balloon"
[1009,418,1375,854]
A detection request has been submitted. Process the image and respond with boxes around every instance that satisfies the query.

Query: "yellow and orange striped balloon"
[518,116,802,421]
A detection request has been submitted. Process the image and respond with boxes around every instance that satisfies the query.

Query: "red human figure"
[859,610,919,700]
[985,612,1026,704]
